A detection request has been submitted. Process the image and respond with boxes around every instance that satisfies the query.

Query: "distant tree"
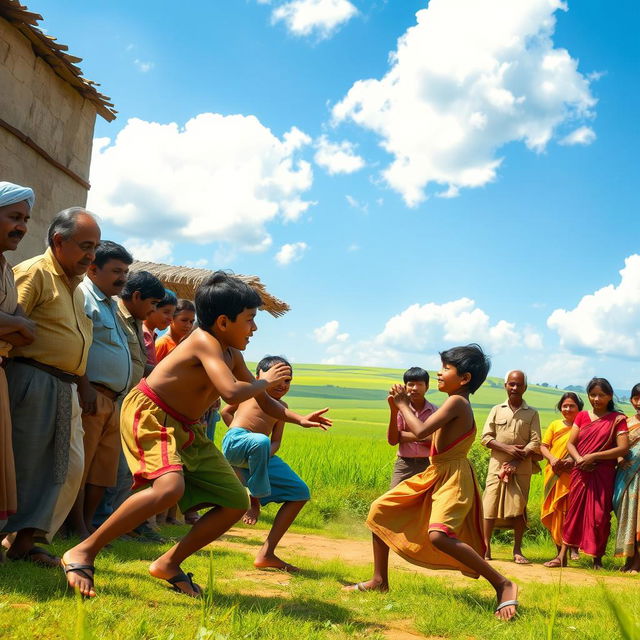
[541,382,549,387]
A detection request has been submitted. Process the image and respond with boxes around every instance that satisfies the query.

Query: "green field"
[2,363,637,639]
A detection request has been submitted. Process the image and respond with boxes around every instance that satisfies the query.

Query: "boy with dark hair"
[221,355,323,572]
[61,272,330,598]
[143,289,177,366]
[387,366,437,488]
[345,344,519,621]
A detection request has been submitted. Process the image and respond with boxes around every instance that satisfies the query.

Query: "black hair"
[586,377,616,412]
[92,240,133,269]
[556,392,584,412]
[403,367,429,384]
[174,299,195,315]
[120,270,165,301]
[256,355,292,376]
[195,271,262,330]
[439,343,490,394]
[157,289,177,308]
[631,383,640,400]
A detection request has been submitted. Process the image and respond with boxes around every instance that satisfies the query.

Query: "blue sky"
[32,0,639,389]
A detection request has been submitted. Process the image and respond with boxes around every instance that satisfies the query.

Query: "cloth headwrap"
[0,181,35,210]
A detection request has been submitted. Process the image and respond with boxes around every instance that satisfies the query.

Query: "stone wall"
[0,15,98,265]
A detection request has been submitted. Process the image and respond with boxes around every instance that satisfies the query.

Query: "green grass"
[1,363,636,639]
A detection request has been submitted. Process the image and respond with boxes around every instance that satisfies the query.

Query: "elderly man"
[68,241,134,538]
[482,370,541,564]
[3,208,100,565]
[0,182,36,535]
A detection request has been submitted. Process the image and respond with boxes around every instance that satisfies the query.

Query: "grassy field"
[1,363,637,639]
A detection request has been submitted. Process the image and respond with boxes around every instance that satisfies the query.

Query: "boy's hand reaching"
[300,408,331,430]
[389,384,410,408]
[261,362,292,387]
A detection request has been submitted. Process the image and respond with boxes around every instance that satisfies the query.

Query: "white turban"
[0,181,35,210]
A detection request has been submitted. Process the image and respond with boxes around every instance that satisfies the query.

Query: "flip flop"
[254,560,300,573]
[61,559,96,597]
[12,546,60,568]
[166,571,201,597]
[495,599,519,614]
[513,555,531,565]
[343,582,385,592]
[543,558,566,568]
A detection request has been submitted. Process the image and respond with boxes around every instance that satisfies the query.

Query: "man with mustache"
[3,208,100,565]
[0,182,36,539]
[68,241,135,538]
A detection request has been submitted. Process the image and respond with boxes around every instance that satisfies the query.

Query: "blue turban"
[0,181,35,210]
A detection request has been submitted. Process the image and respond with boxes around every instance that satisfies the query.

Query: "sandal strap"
[63,563,95,581]
[167,571,197,593]
[496,599,519,612]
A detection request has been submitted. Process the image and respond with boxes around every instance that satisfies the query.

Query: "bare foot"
[149,558,201,597]
[61,550,96,598]
[254,553,300,573]
[342,578,388,593]
[543,557,567,568]
[242,498,261,526]
[513,553,531,565]
[570,547,580,561]
[494,580,519,621]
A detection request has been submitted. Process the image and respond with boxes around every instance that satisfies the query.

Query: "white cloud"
[547,254,640,359]
[559,125,596,146]
[275,241,308,265]
[125,238,173,263]
[134,59,154,73]
[530,352,592,387]
[272,0,357,39]
[314,135,365,174]
[313,319,349,344]
[184,258,208,268]
[88,115,313,253]
[524,330,544,350]
[332,0,596,206]
[345,194,368,213]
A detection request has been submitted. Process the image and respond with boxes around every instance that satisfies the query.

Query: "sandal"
[61,559,96,598]
[166,571,201,597]
[11,546,60,568]
[543,558,567,568]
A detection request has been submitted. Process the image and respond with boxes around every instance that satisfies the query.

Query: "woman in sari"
[541,392,583,567]
[562,378,629,569]
[613,383,640,572]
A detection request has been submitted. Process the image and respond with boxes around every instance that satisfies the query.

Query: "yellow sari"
[540,419,573,545]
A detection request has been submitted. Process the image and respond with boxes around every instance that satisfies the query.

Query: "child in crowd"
[155,299,196,362]
[345,344,519,621]
[613,383,640,572]
[61,272,331,598]
[221,356,326,572]
[562,378,629,569]
[540,392,582,567]
[387,367,437,488]
[143,289,177,366]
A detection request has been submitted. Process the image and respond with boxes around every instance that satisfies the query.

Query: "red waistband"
[137,379,199,426]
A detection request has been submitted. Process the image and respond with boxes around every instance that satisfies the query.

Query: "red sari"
[562,411,628,557]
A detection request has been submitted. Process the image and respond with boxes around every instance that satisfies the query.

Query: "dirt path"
[213,526,632,589]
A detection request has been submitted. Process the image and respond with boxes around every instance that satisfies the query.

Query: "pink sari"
[562,411,628,557]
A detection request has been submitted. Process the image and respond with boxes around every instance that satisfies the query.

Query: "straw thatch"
[130,261,290,318]
[0,0,117,121]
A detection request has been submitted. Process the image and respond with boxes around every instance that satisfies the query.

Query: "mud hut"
[0,0,116,263]
[129,261,290,317]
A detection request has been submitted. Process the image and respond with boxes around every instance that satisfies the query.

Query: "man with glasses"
[2,208,100,566]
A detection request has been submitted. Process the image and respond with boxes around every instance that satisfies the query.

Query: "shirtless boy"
[222,356,322,572]
[61,272,331,597]
[345,344,519,621]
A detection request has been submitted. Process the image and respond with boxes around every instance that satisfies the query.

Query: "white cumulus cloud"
[275,241,308,265]
[88,115,313,253]
[530,352,592,387]
[272,0,357,39]
[125,238,173,263]
[332,0,596,206]
[547,254,640,359]
[313,320,349,344]
[559,125,596,146]
[314,136,365,174]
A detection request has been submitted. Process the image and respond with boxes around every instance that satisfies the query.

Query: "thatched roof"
[0,0,117,121]
[130,261,290,318]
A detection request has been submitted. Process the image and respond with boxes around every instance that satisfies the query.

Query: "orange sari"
[540,419,573,545]
[367,426,485,577]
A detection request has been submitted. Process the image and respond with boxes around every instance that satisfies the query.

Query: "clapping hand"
[389,384,410,408]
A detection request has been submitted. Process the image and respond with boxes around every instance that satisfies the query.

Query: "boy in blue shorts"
[221,355,326,572]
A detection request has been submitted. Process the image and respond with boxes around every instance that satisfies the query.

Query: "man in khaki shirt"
[481,370,541,564]
[3,208,100,565]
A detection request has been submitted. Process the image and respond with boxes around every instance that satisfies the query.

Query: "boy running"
[222,356,321,572]
[345,344,519,621]
[61,272,331,598]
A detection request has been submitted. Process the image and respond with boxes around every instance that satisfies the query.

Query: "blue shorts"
[222,427,310,504]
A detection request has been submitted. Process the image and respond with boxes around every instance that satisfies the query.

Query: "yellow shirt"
[116,298,146,390]
[0,254,19,358]
[10,248,92,376]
